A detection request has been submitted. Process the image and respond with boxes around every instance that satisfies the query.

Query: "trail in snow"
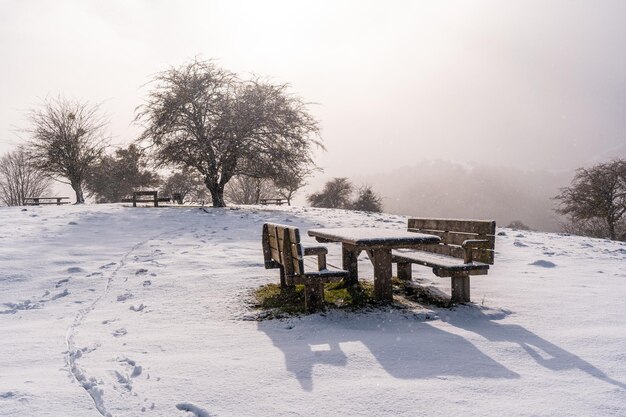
[64,227,181,417]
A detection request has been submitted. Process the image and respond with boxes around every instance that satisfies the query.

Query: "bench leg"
[304,282,325,313]
[279,267,286,288]
[451,274,470,303]
[371,249,393,302]
[342,244,359,286]
[397,262,412,281]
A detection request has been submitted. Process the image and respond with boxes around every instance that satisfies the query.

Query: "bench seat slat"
[392,249,490,274]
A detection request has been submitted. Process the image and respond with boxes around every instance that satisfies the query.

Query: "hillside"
[0,204,625,417]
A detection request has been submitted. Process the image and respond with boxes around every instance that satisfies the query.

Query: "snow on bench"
[391,218,496,303]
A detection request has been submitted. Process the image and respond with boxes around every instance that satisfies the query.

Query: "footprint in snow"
[67,267,84,274]
[143,280,152,287]
[68,222,78,226]
[176,403,212,417]
[117,293,133,302]
[135,269,148,276]
[529,260,557,268]
[514,240,528,247]
[118,358,143,378]
[56,278,69,287]
[112,328,127,337]
[51,289,70,300]
[100,262,117,269]
[1,300,42,314]
[130,304,145,312]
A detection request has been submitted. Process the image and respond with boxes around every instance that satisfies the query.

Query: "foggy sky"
[1,0,625,178]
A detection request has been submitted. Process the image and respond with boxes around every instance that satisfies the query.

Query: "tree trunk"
[607,217,616,240]
[205,181,225,207]
[210,188,225,207]
[71,180,85,204]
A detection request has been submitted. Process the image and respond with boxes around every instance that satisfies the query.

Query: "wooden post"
[304,281,324,313]
[451,273,470,303]
[132,192,138,207]
[371,249,393,302]
[397,262,412,280]
[317,254,327,270]
[341,244,359,286]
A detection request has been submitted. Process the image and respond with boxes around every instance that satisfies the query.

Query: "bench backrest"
[407,218,496,264]
[262,223,305,276]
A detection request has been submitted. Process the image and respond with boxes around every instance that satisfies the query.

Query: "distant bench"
[24,197,70,206]
[262,223,350,312]
[391,218,496,303]
[259,198,288,205]
[122,191,171,207]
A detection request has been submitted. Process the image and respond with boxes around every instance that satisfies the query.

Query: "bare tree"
[85,144,160,203]
[224,175,273,204]
[0,148,51,206]
[25,97,109,203]
[555,159,626,240]
[136,59,322,207]
[162,167,209,203]
[307,177,354,209]
[274,168,314,206]
[349,185,383,212]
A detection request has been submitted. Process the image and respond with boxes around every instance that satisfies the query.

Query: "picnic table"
[307,227,441,302]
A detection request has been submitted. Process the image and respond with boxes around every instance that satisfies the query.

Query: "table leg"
[370,249,393,302]
[342,243,359,286]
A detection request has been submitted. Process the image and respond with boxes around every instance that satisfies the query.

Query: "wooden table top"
[308,227,441,248]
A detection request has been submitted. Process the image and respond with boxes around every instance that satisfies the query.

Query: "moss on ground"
[251,276,447,318]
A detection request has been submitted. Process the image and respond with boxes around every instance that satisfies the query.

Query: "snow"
[0,204,625,417]
[307,227,441,246]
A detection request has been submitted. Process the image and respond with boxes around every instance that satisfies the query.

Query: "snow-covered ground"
[0,204,625,417]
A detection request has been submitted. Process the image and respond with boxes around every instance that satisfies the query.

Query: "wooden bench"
[259,198,288,205]
[24,197,70,206]
[262,223,350,312]
[391,218,496,304]
[122,191,171,207]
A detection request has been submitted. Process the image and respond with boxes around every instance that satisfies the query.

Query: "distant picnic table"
[24,197,70,206]
[121,191,172,207]
[259,198,288,205]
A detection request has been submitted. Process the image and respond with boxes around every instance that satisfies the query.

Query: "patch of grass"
[251,280,379,318]
[323,280,376,309]
[252,277,451,319]
[252,283,306,315]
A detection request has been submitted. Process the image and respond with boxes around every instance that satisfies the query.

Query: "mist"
[1,0,625,225]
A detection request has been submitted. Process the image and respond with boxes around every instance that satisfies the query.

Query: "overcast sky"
[1,0,625,178]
